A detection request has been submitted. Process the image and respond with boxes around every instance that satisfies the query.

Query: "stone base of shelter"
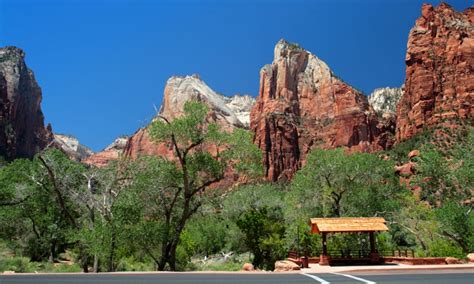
[370,252,381,264]
[319,254,330,266]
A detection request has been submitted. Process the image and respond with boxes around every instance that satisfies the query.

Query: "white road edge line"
[330,272,376,284]
[301,273,331,284]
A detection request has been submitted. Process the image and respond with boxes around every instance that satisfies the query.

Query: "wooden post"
[369,232,376,253]
[319,232,330,265]
[369,232,380,264]
[322,232,327,255]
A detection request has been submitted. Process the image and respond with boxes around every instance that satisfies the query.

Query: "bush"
[236,206,286,270]
[428,239,465,259]
[0,256,31,272]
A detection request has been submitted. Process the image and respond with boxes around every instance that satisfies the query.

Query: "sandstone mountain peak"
[0,46,26,60]
[104,136,129,151]
[251,40,387,181]
[274,39,305,59]
[396,2,473,141]
[160,75,254,129]
[87,76,255,167]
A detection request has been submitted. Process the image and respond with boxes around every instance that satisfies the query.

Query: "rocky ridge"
[396,3,474,141]
[0,46,52,159]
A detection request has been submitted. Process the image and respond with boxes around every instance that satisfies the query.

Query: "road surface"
[1,269,473,283]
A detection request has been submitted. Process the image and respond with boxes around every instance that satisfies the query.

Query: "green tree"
[222,183,286,270]
[289,148,401,218]
[435,201,473,254]
[145,100,261,271]
[236,206,286,270]
[0,149,86,265]
[73,158,137,272]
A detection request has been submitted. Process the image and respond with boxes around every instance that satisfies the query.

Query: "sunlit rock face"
[224,94,255,128]
[90,75,254,166]
[250,39,385,181]
[54,134,94,161]
[369,87,403,117]
[0,46,52,160]
[159,75,254,130]
[396,3,474,141]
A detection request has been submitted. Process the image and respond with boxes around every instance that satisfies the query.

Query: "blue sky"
[0,0,471,151]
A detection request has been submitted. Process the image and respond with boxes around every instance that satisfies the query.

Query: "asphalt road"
[0,270,473,284]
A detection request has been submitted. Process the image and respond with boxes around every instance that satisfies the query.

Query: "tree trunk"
[168,244,177,271]
[81,254,89,273]
[108,226,116,272]
[158,242,171,271]
[93,254,99,273]
[48,241,56,263]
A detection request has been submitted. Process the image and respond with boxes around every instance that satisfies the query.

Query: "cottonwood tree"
[0,149,86,265]
[290,148,401,218]
[73,159,137,272]
[143,101,261,271]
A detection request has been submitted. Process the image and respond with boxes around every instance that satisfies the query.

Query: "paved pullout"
[1,270,473,284]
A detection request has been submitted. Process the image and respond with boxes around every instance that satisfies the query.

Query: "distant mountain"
[250,39,391,181]
[158,75,255,130]
[83,136,128,167]
[54,134,94,161]
[86,75,255,167]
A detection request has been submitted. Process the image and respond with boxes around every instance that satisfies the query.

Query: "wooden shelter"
[309,217,389,265]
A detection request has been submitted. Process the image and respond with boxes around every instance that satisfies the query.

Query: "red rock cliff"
[0,46,52,160]
[396,3,474,141]
[124,75,254,159]
[250,40,382,181]
[87,75,254,167]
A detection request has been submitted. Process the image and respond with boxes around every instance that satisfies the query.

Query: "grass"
[0,256,82,273]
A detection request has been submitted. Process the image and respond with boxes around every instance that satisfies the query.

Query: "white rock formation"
[160,75,255,129]
[224,94,255,127]
[103,136,128,152]
[368,87,403,116]
[54,134,94,161]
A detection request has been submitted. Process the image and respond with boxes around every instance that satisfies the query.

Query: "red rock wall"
[122,128,175,160]
[0,47,52,160]
[396,3,474,141]
[250,40,384,181]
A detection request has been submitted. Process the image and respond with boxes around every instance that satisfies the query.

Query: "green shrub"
[0,256,31,272]
[236,206,286,270]
[428,239,464,259]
